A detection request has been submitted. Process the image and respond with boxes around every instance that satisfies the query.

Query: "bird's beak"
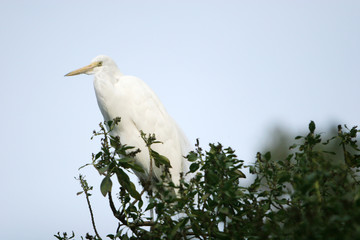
[65,62,99,76]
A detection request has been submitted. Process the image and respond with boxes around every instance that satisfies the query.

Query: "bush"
[55,121,360,239]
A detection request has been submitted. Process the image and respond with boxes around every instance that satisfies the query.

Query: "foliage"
[56,120,360,239]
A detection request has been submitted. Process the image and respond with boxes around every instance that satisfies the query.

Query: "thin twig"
[83,183,101,239]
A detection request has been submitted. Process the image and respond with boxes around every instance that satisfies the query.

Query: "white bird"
[65,55,190,190]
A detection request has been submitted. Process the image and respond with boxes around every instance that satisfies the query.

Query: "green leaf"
[78,163,92,171]
[189,163,200,173]
[122,145,136,151]
[159,154,171,167]
[107,234,114,239]
[151,149,172,168]
[117,157,134,163]
[264,152,271,160]
[106,120,113,127]
[115,168,130,183]
[118,158,143,173]
[249,165,257,174]
[100,175,112,197]
[278,172,291,183]
[98,165,108,175]
[289,144,298,149]
[169,218,188,238]
[187,151,198,162]
[235,170,246,178]
[138,199,143,209]
[115,168,140,200]
[95,152,102,160]
[130,163,145,173]
[309,121,316,133]
[145,202,155,211]
[219,207,230,215]
[128,182,141,200]
[323,151,336,155]
[110,137,119,148]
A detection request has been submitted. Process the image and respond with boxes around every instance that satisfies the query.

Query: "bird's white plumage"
[66,55,190,187]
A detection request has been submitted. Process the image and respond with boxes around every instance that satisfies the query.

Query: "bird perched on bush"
[65,55,190,190]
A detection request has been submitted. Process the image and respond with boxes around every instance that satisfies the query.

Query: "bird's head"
[65,55,118,76]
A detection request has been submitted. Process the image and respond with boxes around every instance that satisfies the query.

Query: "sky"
[0,1,359,239]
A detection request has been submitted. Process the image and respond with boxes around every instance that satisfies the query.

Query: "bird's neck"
[93,71,121,121]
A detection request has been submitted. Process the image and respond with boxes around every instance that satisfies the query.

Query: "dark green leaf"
[115,168,140,199]
[145,202,155,211]
[151,149,172,168]
[100,175,112,197]
[235,170,246,178]
[169,218,188,238]
[117,157,134,163]
[138,199,143,209]
[309,120,316,133]
[107,234,114,239]
[264,152,271,160]
[95,152,102,160]
[127,182,140,200]
[187,151,198,162]
[106,120,113,127]
[189,163,200,173]
[323,151,336,155]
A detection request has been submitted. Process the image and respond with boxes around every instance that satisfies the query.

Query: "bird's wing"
[115,76,173,139]
[113,76,187,183]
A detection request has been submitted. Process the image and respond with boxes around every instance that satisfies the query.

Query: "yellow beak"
[65,62,100,76]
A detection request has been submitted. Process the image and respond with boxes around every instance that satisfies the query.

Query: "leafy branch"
[57,121,360,239]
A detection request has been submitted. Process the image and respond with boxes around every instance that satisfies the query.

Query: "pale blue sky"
[0,1,359,239]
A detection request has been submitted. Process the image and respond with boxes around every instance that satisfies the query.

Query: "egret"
[65,55,190,191]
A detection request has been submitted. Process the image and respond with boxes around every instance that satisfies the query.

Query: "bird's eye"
[98,61,103,66]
